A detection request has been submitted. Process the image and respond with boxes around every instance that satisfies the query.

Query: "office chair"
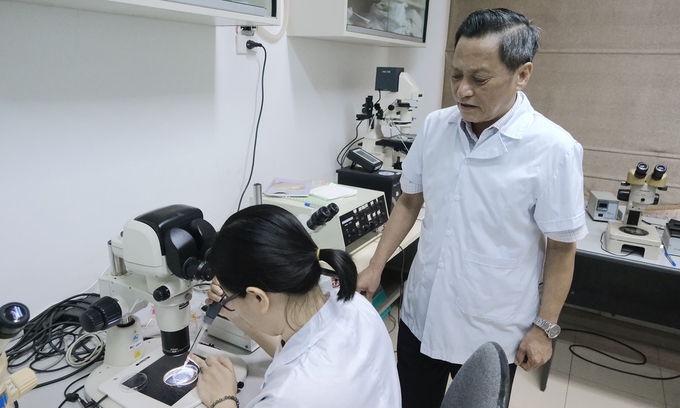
[440,341,511,408]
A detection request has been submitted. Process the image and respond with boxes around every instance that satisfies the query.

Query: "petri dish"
[163,364,199,387]
[120,372,148,392]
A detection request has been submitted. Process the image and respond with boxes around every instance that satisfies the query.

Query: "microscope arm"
[96,271,191,334]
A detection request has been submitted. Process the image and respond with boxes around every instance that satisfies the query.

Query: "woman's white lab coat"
[246,289,401,408]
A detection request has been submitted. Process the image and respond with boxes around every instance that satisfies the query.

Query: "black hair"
[208,204,357,302]
[454,8,541,72]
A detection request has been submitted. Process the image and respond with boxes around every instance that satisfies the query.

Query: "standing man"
[357,8,587,408]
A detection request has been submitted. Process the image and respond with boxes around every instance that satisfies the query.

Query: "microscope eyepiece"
[307,203,340,231]
[0,302,30,339]
[634,162,649,179]
[327,203,339,217]
[307,207,330,231]
[651,164,667,181]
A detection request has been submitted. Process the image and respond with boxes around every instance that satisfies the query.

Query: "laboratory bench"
[16,221,420,407]
[540,214,680,391]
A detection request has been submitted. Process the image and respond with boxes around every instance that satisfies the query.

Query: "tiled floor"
[382,305,680,408]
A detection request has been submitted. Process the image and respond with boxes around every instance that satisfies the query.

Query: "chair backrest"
[440,341,510,408]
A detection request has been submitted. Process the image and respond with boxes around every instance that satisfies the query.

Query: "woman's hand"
[206,278,241,321]
[192,354,238,407]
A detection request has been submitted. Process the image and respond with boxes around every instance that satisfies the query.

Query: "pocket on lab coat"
[454,250,524,321]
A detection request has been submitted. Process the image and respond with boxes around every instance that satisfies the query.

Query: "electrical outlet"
[236,35,255,55]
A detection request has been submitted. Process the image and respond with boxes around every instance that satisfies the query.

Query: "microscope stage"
[86,339,246,408]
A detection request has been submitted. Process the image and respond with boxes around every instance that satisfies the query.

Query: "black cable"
[88,394,109,408]
[336,120,364,168]
[57,372,92,407]
[6,293,104,389]
[599,231,634,257]
[386,313,397,334]
[33,356,102,389]
[8,294,97,367]
[562,328,680,380]
[237,43,267,211]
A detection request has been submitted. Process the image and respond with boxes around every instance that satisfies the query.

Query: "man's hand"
[356,264,383,301]
[514,326,553,371]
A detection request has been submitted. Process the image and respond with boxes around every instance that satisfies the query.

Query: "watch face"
[547,325,561,339]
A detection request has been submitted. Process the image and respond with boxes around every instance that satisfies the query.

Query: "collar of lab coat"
[265,290,341,375]
[447,91,535,160]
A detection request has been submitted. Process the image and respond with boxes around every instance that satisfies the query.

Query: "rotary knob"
[80,296,122,332]
[153,286,171,302]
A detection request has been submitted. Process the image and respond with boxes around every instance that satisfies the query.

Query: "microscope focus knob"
[153,286,172,302]
[80,296,122,332]
[617,189,630,202]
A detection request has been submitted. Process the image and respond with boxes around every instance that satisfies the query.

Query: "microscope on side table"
[81,205,247,408]
[604,162,669,259]
[357,67,422,171]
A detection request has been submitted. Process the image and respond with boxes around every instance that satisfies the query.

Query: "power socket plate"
[236,35,255,55]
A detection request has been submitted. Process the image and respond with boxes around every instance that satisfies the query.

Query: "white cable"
[256,0,289,42]
[65,332,105,368]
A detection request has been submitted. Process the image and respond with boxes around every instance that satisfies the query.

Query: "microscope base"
[85,339,247,408]
[605,221,661,260]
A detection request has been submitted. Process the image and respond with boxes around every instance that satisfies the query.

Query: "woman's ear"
[245,286,270,314]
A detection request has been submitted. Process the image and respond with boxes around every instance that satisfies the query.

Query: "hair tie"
[316,248,321,261]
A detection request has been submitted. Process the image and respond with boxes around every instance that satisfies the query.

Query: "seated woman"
[192,204,400,408]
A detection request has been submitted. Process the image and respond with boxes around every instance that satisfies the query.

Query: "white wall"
[0,0,449,314]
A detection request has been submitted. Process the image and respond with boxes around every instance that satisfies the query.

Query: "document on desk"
[264,178,312,197]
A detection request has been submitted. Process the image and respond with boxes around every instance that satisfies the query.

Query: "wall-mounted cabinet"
[288,0,428,47]
[13,0,280,26]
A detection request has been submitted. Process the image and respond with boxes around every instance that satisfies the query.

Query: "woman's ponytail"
[318,248,357,301]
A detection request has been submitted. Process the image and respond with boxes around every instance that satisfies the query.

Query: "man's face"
[450,35,531,134]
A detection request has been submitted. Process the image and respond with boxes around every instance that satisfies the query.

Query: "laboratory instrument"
[662,219,680,256]
[80,205,247,408]
[586,190,620,221]
[346,147,383,172]
[0,302,37,408]
[262,186,388,253]
[604,163,669,259]
[357,67,422,171]
[336,167,402,214]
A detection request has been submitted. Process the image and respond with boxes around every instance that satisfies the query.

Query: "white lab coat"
[401,92,586,364]
[246,289,401,408]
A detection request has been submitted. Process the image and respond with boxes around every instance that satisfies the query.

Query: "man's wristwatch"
[533,316,561,339]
